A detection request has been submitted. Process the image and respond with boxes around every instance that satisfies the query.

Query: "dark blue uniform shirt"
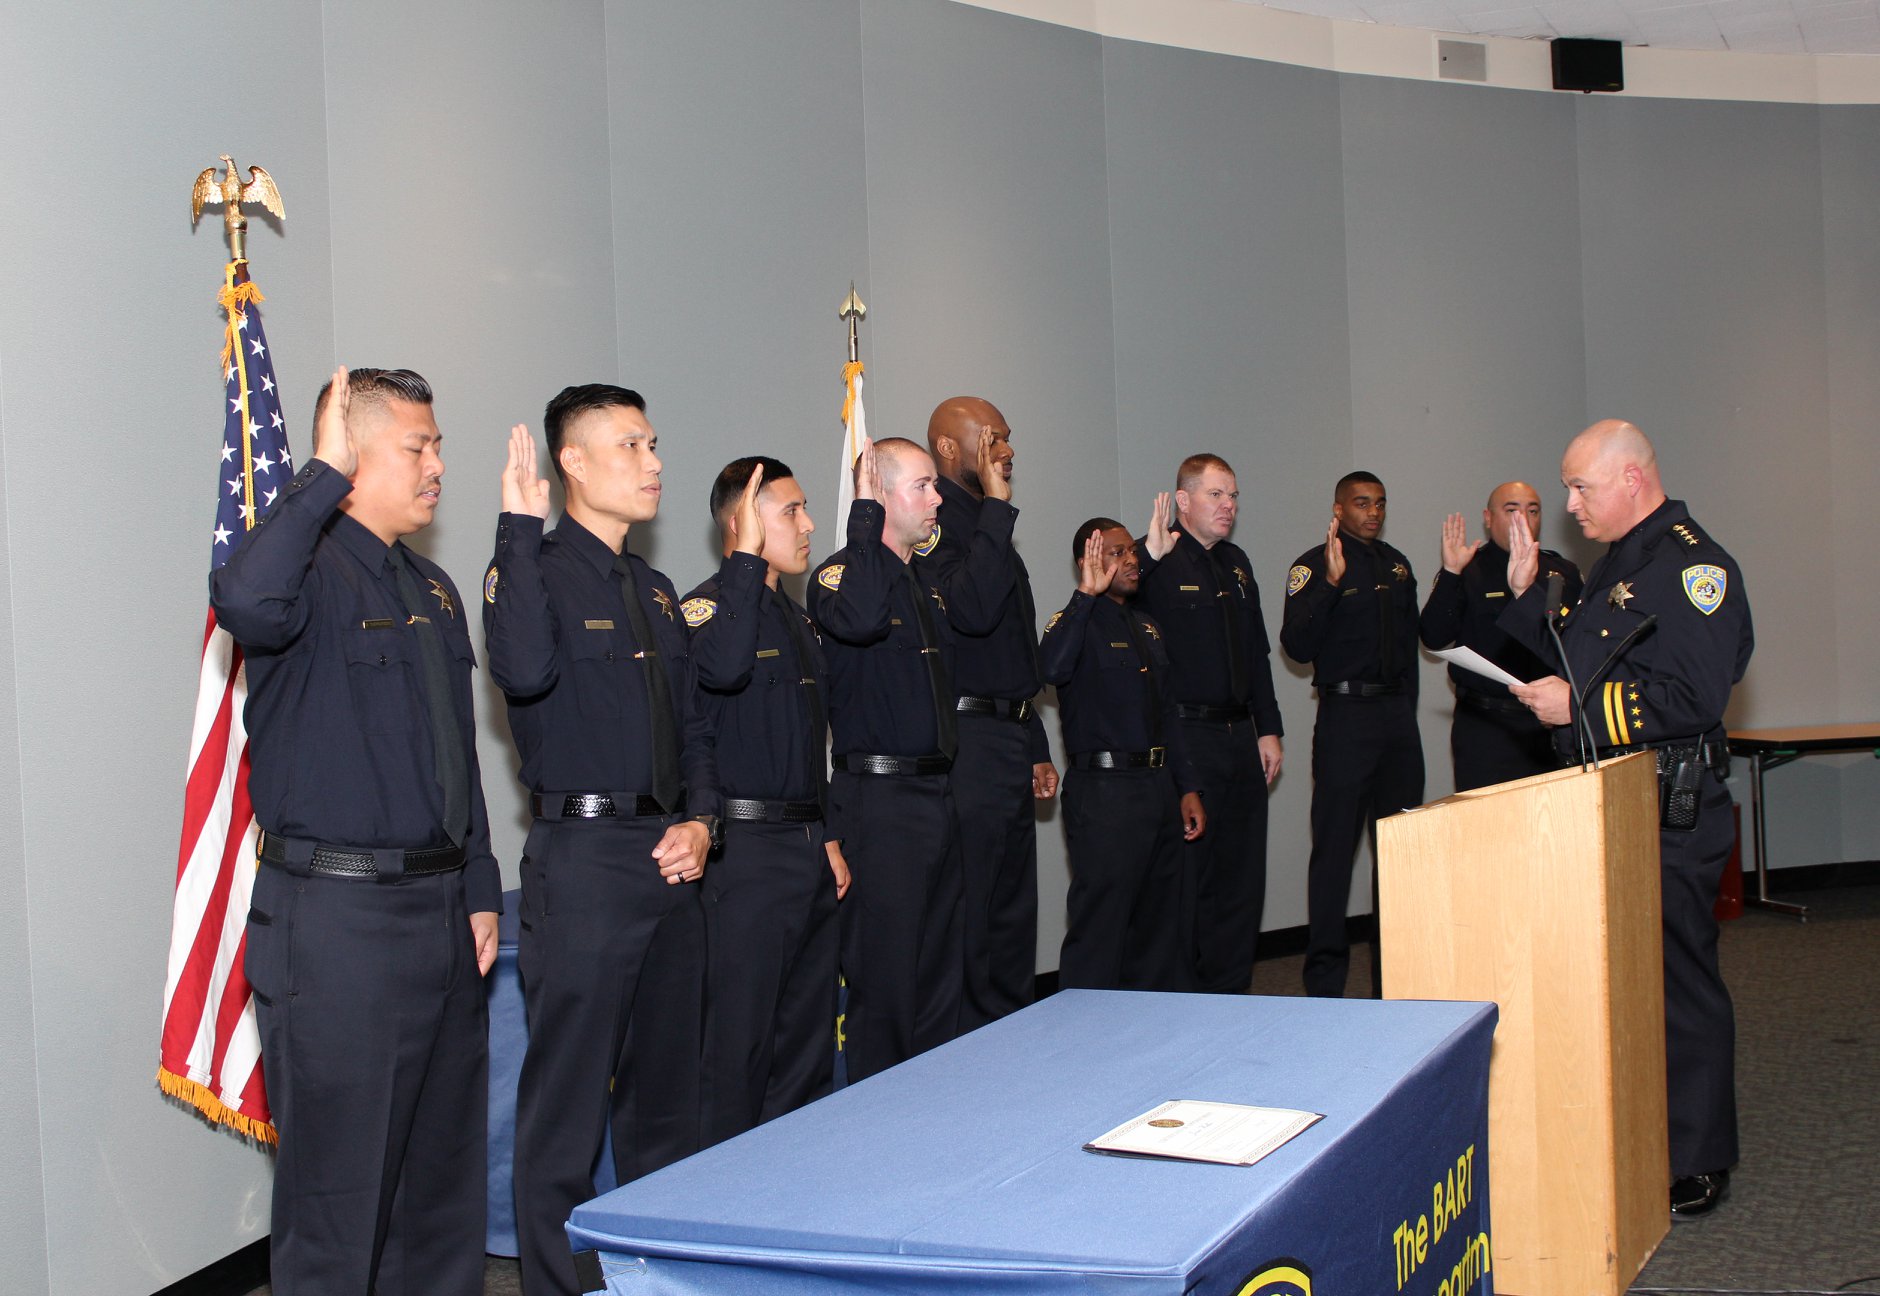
[1039,590,1200,795]
[482,512,718,816]
[681,552,837,835]
[1135,527,1284,737]
[1281,531,1421,694]
[933,476,1050,763]
[1419,541,1582,698]
[808,500,958,759]
[1499,499,1752,753]
[209,459,502,914]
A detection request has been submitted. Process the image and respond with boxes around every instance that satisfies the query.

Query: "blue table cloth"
[567,990,1496,1295]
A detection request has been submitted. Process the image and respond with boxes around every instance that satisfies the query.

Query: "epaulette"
[1668,520,1706,549]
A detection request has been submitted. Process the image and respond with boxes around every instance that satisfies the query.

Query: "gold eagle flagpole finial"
[839,283,867,364]
[191,154,285,264]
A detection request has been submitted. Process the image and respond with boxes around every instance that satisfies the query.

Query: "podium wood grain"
[1378,753,1667,1296]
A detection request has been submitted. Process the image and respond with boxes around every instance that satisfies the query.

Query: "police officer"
[681,457,848,1146]
[484,390,721,1296]
[1503,419,1750,1218]
[809,438,965,1081]
[1418,482,1583,791]
[215,367,499,1296]
[1136,454,1284,994]
[1280,470,1423,999]
[926,397,1056,1028]
[1042,519,1205,991]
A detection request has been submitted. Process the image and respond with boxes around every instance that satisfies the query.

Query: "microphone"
[1540,571,1594,769]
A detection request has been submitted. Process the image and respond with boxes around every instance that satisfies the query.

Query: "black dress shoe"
[1670,1171,1730,1218]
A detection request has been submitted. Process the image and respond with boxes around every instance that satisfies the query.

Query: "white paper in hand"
[1431,646,1524,689]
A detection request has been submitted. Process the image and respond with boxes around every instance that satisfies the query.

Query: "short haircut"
[871,436,926,489]
[1336,470,1384,498]
[1072,516,1126,561]
[1177,453,1233,493]
[311,367,432,431]
[543,383,646,485]
[710,456,795,523]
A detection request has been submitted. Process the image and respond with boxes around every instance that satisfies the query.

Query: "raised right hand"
[1076,528,1119,597]
[1506,511,1539,598]
[732,461,767,556]
[1143,491,1177,561]
[312,366,357,477]
[853,437,879,504]
[1440,511,1483,575]
[501,424,551,519]
[1324,515,1346,586]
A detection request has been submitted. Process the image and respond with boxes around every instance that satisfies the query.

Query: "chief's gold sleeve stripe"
[1604,682,1626,745]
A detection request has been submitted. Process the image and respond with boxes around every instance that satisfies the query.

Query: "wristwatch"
[691,814,723,854]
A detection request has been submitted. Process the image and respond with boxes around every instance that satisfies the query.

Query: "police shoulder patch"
[817,564,845,591]
[483,565,500,604]
[913,525,942,558]
[1287,564,1312,596]
[1682,564,1727,615]
[680,597,716,627]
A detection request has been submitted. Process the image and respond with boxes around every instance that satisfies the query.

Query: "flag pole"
[837,284,868,522]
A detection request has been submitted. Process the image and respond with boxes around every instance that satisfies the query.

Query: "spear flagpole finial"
[839,282,867,364]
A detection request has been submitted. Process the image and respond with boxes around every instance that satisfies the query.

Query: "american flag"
[157,263,293,1142]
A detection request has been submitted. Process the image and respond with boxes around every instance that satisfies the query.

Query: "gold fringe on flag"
[157,1066,278,1145]
[216,265,266,370]
[840,360,865,432]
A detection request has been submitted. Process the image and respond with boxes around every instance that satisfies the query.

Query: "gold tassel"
[840,360,865,432]
[156,1066,277,1146]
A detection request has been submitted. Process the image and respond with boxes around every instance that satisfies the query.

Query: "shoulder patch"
[680,596,716,627]
[483,565,499,604]
[1044,610,1063,634]
[1287,564,1312,596]
[913,525,941,558]
[1682,564,1727,615]
[817,564,845,591]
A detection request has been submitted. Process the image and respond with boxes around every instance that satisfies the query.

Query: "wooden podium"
[1377,753,1668,1296]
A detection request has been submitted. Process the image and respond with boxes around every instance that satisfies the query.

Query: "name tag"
[359,618,395,630]
[891,618,903,626]
[756,649,781,659]
[1342,588,1358,597]
[585,619,615,630]
[404,614,430,625]
[1110,642,1130,649]
[1179,585,1201,592]
[1484,591,1505,599]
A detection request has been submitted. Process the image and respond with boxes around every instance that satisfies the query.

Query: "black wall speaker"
[1551,38,1624,93]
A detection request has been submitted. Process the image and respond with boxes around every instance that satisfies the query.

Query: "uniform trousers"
[247,859,487,1296]
[1058,766,1189,991]
[1183,718,1268,993]
[513,816,705,1296]
[832,770,963,1082]
[1304,694,1424,998]
[951,714,1039,1028]
[1451,697,1559,792]
[1663,773,1740,1176]
[702,819,839,1148]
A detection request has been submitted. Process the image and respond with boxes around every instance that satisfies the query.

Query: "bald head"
[926,396,1012,494]
[1483,481,1543,551]
[870,437,942,555]
[1561,419,1666,542]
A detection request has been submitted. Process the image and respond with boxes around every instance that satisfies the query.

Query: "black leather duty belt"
[1175,702,1250,723]
[956,695,1035,723]
[722,797,823,824]
[1606,737,1730,772]
[1070,748,1167,770]
[1457,690,1530,716]
[833,754,953,776]
[1319,681,1406,698]
[530,791,687,820]
[259,833,464,879]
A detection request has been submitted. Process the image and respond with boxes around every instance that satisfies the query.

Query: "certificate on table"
[1431,645,1524,689]
[1084,1099,1323,1167]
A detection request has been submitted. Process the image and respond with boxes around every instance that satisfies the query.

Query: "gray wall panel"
[605,0,869,576]
[1341,75,1590,862]
[0,1,332,1289]
[860,0,1120,960]
[1578,96,1840,866]
[1101,40,1350,929]
[323,0,619,870]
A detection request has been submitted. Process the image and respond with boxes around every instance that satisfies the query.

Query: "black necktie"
[1120,605,1163,748]
[1209,549,1249,704]
[388,548,470,846]
[614,553,681,813]
[904,564,958,761]
[774,587,829,813]
[1375,545,1401,682]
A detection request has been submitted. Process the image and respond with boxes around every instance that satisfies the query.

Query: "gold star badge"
[1608,581,1635,610]
[1392,562,1409,581]
[427,578,456,619]
[652,588,675,621]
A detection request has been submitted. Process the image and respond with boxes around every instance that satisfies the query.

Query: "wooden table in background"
[1726,723,1880,921]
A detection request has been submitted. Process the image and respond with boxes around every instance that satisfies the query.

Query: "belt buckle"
[1147,747,1166,769]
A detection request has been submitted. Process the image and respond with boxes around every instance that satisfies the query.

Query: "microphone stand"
[1539,571,1596,770]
